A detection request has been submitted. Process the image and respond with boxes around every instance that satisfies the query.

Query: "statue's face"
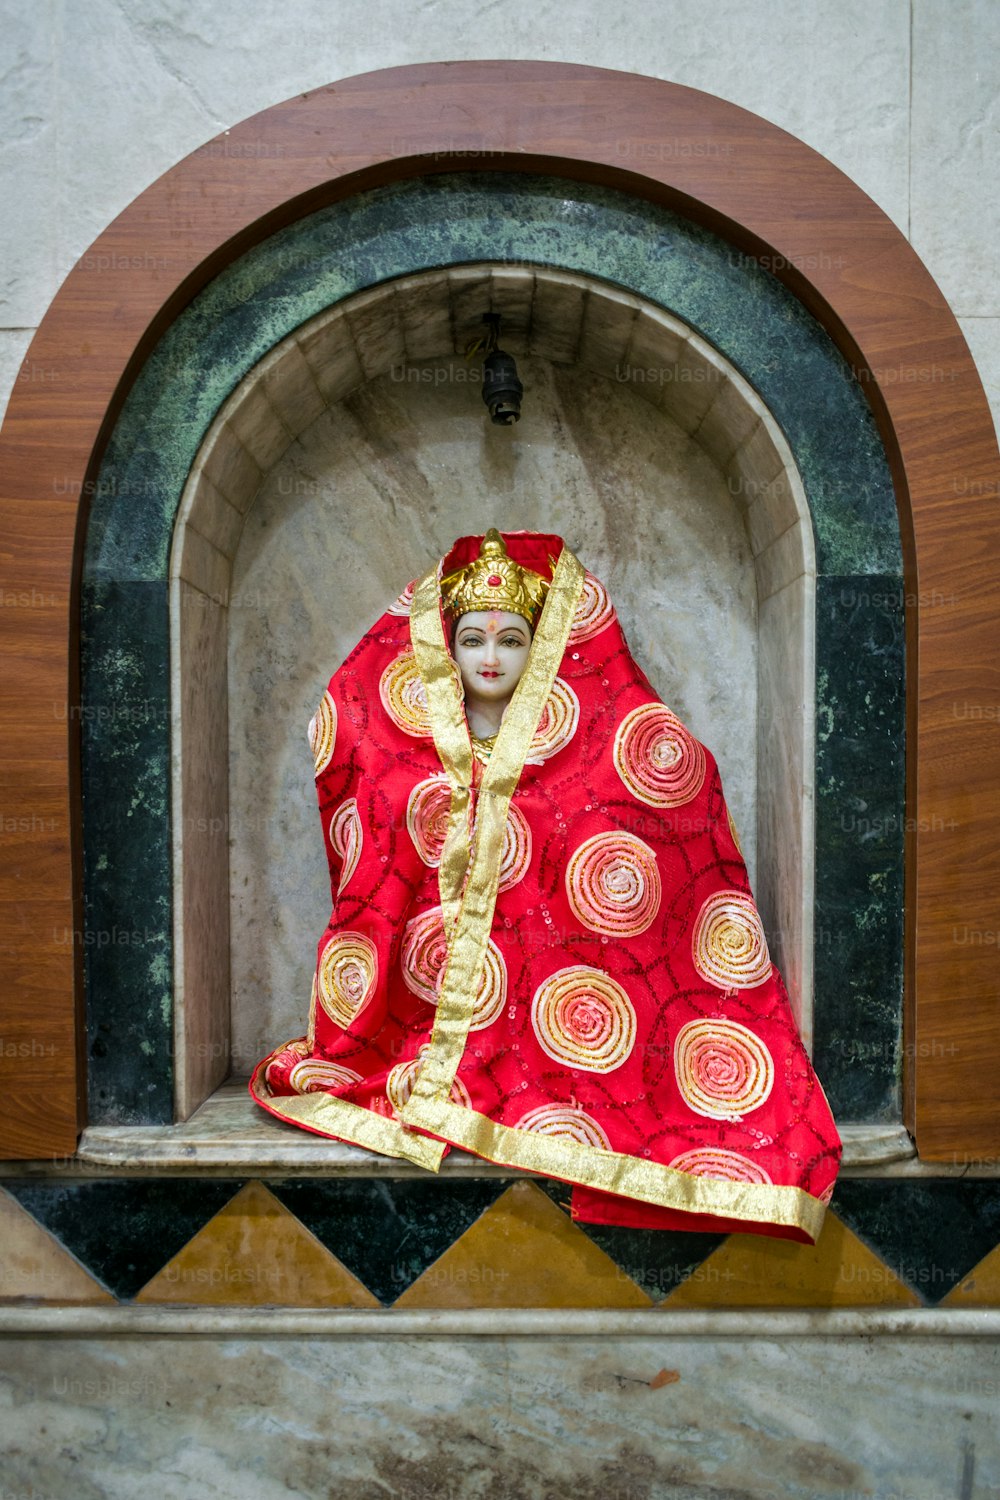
[452,610,532,708]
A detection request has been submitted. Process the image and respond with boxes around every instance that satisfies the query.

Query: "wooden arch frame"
[1,61,996,1160]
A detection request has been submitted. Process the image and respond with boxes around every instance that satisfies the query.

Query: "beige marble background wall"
[226,361,757,1066]
[0,1,997,446]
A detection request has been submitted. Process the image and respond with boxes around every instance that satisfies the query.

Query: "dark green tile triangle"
[268,1177,507,1304]
[833,1180,1000,1305]
[3,1179,244,1300]
[573,1223,727,1304]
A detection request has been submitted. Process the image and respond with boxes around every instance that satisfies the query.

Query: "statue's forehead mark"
[457,611,527,637]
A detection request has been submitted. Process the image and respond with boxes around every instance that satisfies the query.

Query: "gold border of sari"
[401,542,586,1105]
[248,1056,447,1170]
[402,1092,828,1237]
[410,567,475,939]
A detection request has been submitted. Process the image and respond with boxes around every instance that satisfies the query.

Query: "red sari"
[250,531,841,1241]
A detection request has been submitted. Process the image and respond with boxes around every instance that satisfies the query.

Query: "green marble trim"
[81,171,903,1125]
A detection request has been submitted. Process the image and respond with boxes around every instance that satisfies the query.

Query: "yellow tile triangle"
[941,1242,1000,1307]
[135,1180,379,1306]
[663,1210,921,1308]
[395,1179,652,1308]
[0,1187,115,1303]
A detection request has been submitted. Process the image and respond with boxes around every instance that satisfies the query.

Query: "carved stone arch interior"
[169,266,816,1120]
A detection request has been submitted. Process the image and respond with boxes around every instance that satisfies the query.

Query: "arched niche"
[3,63,995,1168]
[73,167,907,1170]
[169,267,816,1117]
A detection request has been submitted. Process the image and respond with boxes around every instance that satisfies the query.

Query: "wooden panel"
[0,61,996,1158]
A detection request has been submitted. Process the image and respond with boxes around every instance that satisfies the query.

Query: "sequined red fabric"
[251,532,841,1238]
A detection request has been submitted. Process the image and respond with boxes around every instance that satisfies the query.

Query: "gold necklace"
[469,729,499,765]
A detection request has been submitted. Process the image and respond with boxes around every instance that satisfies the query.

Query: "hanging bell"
[481,347,523,425]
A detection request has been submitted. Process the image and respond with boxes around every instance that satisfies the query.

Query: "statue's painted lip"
[479,670,501,678]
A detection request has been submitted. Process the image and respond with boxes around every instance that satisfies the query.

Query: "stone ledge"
[0,1306,997,1338]
[27,1085,946,1179]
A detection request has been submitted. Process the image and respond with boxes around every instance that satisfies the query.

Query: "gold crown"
[439,529,550,627]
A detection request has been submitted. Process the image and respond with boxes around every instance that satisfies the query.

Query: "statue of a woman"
[250,528,841,1240]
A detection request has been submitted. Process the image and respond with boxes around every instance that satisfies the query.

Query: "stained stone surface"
[0,1332,997,1499]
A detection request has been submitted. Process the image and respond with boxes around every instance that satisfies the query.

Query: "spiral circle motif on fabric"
[527,678,580,763]
[498,801,533,891]
[613,702,706,807]
[406,775,452,867]
[668,1146,773,1184]
[387,580,416,616]
[400,906,507,1029]
[565,831,662,935]
[530,966,637,1074]
[470,941,509,1030]
[329,797,363,891]
[288,1058,364,1094]
[379,648,433,737]
[307,689,337,777]
[673,1018,774,1120]
[306,970,318,1050]
[692,890,772,989]
[317,931,379,1030]
[386,1042,472,1115]
[568,572,617,644]
[263,1039,310,1089]
[515,1102,612,1150]
[400,907,450,1005]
